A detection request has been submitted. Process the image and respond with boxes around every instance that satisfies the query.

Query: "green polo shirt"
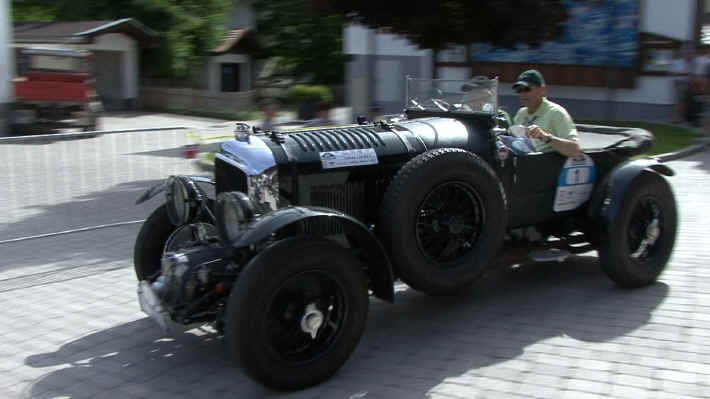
[513,98,578,152]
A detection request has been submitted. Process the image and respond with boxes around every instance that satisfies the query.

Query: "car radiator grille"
[310,181,368,219]
[305,178,389,235]
[214,157,247,195]
[303,181,366,235]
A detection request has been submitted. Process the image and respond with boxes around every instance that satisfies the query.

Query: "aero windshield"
[405,76,498,114]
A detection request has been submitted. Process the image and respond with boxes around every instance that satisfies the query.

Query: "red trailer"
[11,48,103,133]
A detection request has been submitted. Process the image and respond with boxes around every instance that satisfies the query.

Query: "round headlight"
[165,176,197,226]
[216,191,255,244]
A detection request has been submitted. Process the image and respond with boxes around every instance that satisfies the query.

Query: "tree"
[252,0,345,84]
[12,0,231,79]
[317,0,569,50]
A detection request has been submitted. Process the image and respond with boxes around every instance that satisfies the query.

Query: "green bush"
[287,85,333,104]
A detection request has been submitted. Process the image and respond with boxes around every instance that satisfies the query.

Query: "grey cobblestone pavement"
[0,130,709,398]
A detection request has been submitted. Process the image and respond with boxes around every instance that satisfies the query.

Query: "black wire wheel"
[133,202,215,282]
[415,181,485,265]
[599,172,678,288]
[379,148,507,295]
[226,237,368,390]
[134,204,178,281]
[264,271,346,361]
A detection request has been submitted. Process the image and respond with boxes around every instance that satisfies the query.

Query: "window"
[221,63,241,92]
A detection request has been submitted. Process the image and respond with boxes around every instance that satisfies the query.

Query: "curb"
[655,137,710,162]
[0,126,192,143]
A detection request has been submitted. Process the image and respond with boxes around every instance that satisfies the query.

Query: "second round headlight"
[215,191,255,244]
[165,176,198,226]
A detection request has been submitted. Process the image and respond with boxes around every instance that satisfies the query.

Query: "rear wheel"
[226,237,368,390]
[598,172,677,287]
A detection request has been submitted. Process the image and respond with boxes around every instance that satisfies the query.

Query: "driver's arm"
[527,123,581,158]
[528,110,581,158]
[544,133,581,158]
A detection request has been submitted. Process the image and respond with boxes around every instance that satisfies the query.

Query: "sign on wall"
[471,0,639,67]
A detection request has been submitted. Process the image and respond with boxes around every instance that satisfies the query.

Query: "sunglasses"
[515,87,531,93]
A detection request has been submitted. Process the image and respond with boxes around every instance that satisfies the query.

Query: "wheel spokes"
[628,199,663,261]
[416,181,484,265]
[265,271,346,363]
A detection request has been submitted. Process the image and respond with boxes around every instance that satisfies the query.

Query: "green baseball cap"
[512,69,545,89]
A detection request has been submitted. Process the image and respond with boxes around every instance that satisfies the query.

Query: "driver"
[510,70,581,158]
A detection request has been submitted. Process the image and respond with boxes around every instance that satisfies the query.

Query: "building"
[12,19,157,110]
[345,0,705,121]
[140,2,263,116]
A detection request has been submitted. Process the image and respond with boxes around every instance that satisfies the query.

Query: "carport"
[13,19,157,110]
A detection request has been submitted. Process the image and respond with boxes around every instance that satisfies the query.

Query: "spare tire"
[379,148,507,295]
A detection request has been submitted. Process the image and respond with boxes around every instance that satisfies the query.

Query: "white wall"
[123,45,138,99]
[641,0,697,41]
[1,0,12,103]
[495,76,675,105]
[92,33,134,52]
[438,67,470,81]
[437,67,673,104]
[344,24,431,57]
[346,0,696,107]
[94,34,138,100]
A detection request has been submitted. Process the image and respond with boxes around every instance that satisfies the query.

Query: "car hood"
[218,117,491,172]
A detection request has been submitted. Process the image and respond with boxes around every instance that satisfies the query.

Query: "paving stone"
[1,134,709,398]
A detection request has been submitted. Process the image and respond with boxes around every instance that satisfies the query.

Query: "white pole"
[0,0,14,136]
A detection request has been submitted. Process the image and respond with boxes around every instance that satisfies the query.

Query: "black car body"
[134,76,677,389]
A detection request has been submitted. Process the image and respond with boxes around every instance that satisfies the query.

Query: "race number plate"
[553,154,596,212]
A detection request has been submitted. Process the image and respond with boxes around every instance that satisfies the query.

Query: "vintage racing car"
[133,76,677,390]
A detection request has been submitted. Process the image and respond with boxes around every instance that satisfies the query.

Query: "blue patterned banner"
[471,0,638,67]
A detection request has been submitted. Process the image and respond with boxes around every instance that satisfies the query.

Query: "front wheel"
[133,203,216,281]
[133,204,176,281]
[598,172,678,288]
[226,237,368,390]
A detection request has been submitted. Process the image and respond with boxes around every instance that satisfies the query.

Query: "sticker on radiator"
[553,153,596,212]
[319,149,379,169]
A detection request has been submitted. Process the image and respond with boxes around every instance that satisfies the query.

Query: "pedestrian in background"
[259,98,280,132]
[688,47,709,126]
[303,101,334,127]
[669,46,691,124]
[367,104,384,123]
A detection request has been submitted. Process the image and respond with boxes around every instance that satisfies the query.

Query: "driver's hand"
[526,125,550,141]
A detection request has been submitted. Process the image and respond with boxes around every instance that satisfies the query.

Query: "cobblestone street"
[0,129,708,398]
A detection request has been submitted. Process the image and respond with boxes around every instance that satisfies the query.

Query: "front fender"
[588,157,674,224]
[235,206,395,302]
